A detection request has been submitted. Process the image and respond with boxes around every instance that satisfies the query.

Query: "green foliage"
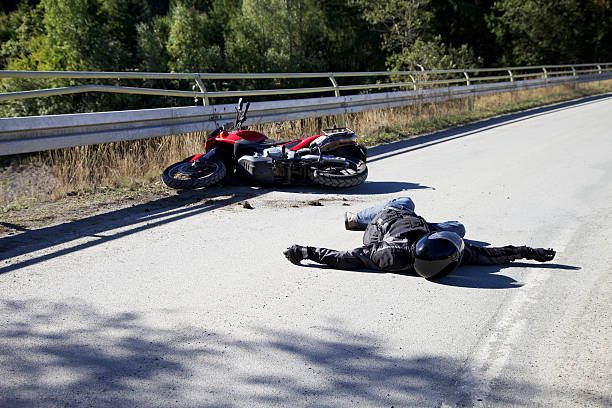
[490,0,612,65]
[226,0,326,73]
[354,0,481,70]
[101,0,152,68]
[1,0,611,117]
[166,2,222,73]
[0,0,146,116]
[387,35,483,71]
[136,15,171,73]
[428,1,498,65]
[354,0,434,51]
[39,0,117,70]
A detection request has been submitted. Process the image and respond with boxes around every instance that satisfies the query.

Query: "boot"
[344,212,360,230]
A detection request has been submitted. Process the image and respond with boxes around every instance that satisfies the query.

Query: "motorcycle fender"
[189,154,204,163]
[191,148,217,165]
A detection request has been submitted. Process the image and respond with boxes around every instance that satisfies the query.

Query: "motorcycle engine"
[237,154,275,184]
[263,146,295,159]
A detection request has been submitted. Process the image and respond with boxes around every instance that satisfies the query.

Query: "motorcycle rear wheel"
[307,158,368,188]
[161,156,226,190]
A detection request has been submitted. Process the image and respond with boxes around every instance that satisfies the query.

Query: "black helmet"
[412,231,465,279]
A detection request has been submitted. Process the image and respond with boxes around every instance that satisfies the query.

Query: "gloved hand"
[525,247,556,262]
[284,245,307,265]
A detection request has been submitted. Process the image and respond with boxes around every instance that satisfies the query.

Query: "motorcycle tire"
[307,158,368,188]
[161,156,226,190]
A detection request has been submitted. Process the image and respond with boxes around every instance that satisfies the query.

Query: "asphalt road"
[1,94,611,407]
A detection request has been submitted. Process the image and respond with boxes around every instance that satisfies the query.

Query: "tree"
[0,1,43,69]
[318,0,384,72]
[428,0,498,65]
[354,0,481,70]
[38,0,120,71]
[101,0,151,69]
[226,0,328,73]
[136,15,171,73]
[1,0,137,116]
[388,35,482,71]
[490,0,612,65]
[165,1,223,73]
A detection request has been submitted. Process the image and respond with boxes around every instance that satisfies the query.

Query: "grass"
[1,79,611,211]
[357,81,612,146]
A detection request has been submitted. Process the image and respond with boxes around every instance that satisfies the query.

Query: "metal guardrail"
[1,63,611,104]
[1,63,611,155]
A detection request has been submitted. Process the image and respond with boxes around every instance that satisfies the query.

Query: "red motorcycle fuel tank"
[205,129,267,152]
[219,130,267,143]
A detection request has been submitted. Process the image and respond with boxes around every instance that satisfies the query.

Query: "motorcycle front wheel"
[307,158,368,188]
[161,156,226,190]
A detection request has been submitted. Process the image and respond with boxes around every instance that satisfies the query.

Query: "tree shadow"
[0,298,556,408]
[0,190,252,274]
[0,181,431,272]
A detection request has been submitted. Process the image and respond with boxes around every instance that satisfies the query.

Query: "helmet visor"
[427,231,464,251]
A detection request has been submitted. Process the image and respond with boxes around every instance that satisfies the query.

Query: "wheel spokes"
[172,162,218,180]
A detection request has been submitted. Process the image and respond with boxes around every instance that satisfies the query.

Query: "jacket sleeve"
[461,243,527,265]
[306,239,415,272]
[306,246,377,271]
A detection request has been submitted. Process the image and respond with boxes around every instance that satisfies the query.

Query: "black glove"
[525,247,556,262]
[284,245,307,265]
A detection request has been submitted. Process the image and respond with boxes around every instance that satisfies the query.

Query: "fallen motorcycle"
[161,99,368,190]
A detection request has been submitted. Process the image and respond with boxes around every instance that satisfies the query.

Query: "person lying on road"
[283,197,555,279]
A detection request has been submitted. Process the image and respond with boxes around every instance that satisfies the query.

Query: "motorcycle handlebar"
[207,126,224,139]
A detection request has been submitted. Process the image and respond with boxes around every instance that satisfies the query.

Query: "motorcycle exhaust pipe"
[300,154,347,164]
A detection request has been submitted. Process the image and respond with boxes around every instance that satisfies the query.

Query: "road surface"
[1,94,611,407]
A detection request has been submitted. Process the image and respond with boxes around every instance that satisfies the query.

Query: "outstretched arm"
[284,245,375,270]
[284,241,415,273]
[461,244,555,265]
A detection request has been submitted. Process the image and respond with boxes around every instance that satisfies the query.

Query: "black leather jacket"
[305,208,527,272]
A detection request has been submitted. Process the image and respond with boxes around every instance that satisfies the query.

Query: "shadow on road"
[433,262,582,289]
[366,92,612,164]
[0,177,431,273]
[0,189,249,273]
[0,298,555,408]
[283,180,431,195]
[299,261,581,289]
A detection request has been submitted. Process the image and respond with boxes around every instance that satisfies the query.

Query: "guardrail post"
[568,65,578,89]
[463,71,474,111]
[597,64,602,74]
[328,73,345,127]
[328,74,341,97]
[194,75,209,106]
[409,74,418,90]
[507,69,514,82]
[542,67,548,80]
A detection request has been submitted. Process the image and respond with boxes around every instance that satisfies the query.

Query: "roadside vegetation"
[2,80,611,219]
[2,0,612,117]
[2,0,612,227]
